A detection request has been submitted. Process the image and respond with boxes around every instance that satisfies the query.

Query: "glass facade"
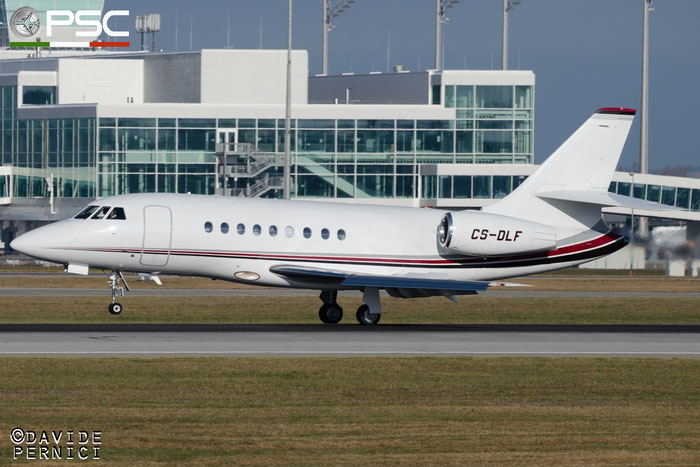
[97,117,216,197]
[0,85,95,198]
[444,84,533,164]
[422,175,700,213]
[422,174,527,200]
[608,181,700,211]
[23,86,56,105]
[0,72,536,200]
[90,84,533,200]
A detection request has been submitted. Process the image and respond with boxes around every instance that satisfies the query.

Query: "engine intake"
[438,211,557,257]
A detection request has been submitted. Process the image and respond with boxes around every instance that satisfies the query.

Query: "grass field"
[1,272,698,464]
[0,273,697,324]
[1,273,698,292]
[0,295,699,325]
[1,357,699,464]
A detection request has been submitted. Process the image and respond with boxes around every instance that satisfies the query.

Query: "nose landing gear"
[108,302,123,315]
[108,271,130,315]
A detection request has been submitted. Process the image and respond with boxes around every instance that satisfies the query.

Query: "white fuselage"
[12,193,625,289]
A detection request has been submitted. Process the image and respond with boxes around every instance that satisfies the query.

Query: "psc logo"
[10,6,129,38]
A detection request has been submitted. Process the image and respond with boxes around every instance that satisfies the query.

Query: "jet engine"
[438,211,557,257]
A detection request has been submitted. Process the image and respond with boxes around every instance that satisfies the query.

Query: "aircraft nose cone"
[9,233,30,255]
[9,222,74,263]
[10,228,45,257]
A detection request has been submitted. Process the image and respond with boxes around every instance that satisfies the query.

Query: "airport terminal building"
[0,49,535,221]
[0,47,698,258]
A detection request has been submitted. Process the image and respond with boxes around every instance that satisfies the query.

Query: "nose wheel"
[108,270,130,315]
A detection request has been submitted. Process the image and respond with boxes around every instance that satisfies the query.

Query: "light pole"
[322,0,355,75]
[502,0,520,70]
[629,172,635,275]
[639,0,653,238]
[640,0,652,175]
[435,0,459,70]
[283,0,293,200]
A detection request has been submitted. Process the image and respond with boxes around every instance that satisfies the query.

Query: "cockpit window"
[107,207,126,220]
[91,206,111,220]
[74,205,99,219]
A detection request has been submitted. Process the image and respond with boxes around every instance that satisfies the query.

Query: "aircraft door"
[141,205,172,267]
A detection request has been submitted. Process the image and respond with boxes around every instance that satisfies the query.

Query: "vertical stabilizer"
[484,108,636,233]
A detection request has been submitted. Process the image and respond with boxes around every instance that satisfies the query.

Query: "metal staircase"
[215,142,284,197]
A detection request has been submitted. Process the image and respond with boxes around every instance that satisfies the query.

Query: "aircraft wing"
[269,265,527,299]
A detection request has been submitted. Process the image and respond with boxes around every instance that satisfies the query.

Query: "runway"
[0,287,698,298]
[0,324,698,357]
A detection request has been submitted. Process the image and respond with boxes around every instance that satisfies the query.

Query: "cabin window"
[74,205,99,219]
[321,228,330,240]
[303,227,312,239]
[204,222,213,233]
[237,223,245,235]
[221,222,229,234]
[269,225,278,237]
[337,229,346,240]
[107,207,126,220]
[253,224,262,236]
[91,206,111,220]
[285,226,294,238]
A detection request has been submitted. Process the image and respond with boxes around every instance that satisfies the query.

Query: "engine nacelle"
[438,211,557,257]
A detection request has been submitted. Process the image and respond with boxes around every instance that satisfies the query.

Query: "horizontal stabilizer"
[536,190,677,211]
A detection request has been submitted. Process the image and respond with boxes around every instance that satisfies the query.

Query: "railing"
[228,175,283,198]
[215,142,257,155]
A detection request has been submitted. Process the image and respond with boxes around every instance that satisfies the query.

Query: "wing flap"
[341,274,490,292]
[270,264,526,296]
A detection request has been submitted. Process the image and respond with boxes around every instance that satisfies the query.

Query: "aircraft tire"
[356,304,381,325]
[108,303,123,315]
[319,304,343,324]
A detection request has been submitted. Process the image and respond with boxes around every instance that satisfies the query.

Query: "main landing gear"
[318,290,343,324]
[108,270,130,315]
[318,289,382,325]
[356,304,381,325]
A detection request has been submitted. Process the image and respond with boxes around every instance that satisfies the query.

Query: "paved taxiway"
[1,287,698,298]
[0,324,698,357]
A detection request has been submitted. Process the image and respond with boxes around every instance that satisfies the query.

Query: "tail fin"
[484,108,635,233]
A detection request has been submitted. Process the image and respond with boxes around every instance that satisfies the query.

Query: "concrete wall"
[199,50,308,105]
[309,72,430,105]
[143,53,201,103]
[57,58,143,104]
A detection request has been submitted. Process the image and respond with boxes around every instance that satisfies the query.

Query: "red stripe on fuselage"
[71,232,623,267]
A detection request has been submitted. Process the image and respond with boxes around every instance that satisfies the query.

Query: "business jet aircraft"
[11,108,671,324]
